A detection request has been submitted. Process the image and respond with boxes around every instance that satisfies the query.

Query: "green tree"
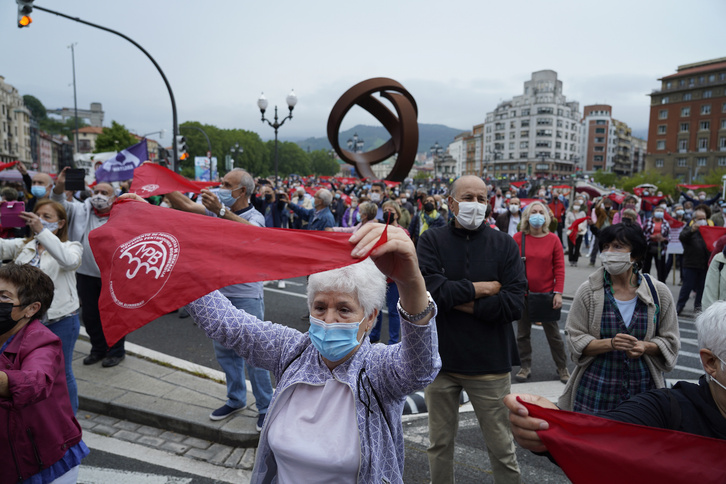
[23,94,46,120]
[698,168,726,194]
[267,141,311,177]
[94,121,138,153]
[309,150,340,176]
[620,170,679,197]
[592,169,619,188]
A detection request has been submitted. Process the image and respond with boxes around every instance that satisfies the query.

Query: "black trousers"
[568,235,583,263]
[77,273,125,357]
[642,246,668,283]
[677,267,707,312]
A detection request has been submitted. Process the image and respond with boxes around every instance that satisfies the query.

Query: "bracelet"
[397,292,435,322]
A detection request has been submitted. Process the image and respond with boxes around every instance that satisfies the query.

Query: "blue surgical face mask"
[709,355,726,392]
[529,213,546,228]
[218,188,241,207]
[308,315,365,362]
[41,220,59,233]
[31,186,47,198]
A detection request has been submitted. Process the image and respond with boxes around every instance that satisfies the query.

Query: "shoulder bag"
[521,233,562,322]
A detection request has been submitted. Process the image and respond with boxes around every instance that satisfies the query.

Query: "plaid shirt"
[643,217,670,249]
[573,274,655,413]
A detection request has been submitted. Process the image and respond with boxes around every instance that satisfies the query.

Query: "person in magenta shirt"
[513,201,569,384]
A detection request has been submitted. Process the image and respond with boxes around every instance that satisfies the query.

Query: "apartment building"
[645,57,726,181]
[0,76,32,165]
[481,70,582,179]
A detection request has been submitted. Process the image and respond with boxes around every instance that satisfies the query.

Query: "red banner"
[383,180,401,188]
[0,160,19,171]
[521,399,726,484]
[607,193,625,204]
[664,212,684,229]
[679,184,719,190]
[519,198,539,207]
[699,225,726,249]
[89,200,386,346]
[568,217,587,245]
[338,177,358,185]
[129,163,218,197]
[510,181,527,188]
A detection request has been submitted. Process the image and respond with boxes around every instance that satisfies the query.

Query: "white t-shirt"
[508,215,520,237]
[616,295,638,328]
[267,379,359,483]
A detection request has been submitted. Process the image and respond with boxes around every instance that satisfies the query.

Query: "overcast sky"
[3,0,725,146]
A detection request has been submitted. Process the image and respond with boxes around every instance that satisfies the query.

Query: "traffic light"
[16,0,33,28]
[176,135,188,161]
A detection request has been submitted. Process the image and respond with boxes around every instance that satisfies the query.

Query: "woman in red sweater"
[513,201,569,384]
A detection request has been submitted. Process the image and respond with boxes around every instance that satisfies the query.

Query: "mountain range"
[295,123,466,155]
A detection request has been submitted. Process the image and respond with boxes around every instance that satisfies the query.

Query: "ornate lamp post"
[229,142,243,171]
[257,90,297,181]
[347,133,365,153]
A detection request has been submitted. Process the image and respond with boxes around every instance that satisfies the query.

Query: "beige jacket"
[558,267,680,410]
[703,252,726,310]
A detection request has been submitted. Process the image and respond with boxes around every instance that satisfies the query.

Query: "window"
[722,120,726,129]
[699,138,708,151]
[510,121,516,129]
[698,157,708,167]
[595,137,605,143]
[596,120,607,125]
[704,90,712,99]
[510,111,517,117]
[656,159,664,168]
[681,107,690,117]
[700,121,711,130]
[683,93,692,101]
[666,81,672,89]
[595,146,605,152]
[520,130,529,138]
[679,139,688,152]
[722,102,726,113]
[678,158,688,167]
[719,157,726,166]
[536,129,552,137]
[594,155,604,162]
[521,109,530,116]
[710,75,716,82]
[720,137,726,151]
[555,141,562,149]
[657,125,667,135]
[495,123,505,131]
[537,107,553,114]
[535,141,552,148]
[509,153,514,159]
[679,79,686,87]
[520,141,529,149]
[680,122,690,132]
[659,110,668,119]
[536,118,552,125]
[702,105,711,115]
[495,133,505,140]
[519,152,528,159]
[509,142,515,150]
[661,97,669,104]
[595,127,606,134]
[521,120,530,127]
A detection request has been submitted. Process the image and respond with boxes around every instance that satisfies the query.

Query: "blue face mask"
[218,188,240,207]
[308,315,364,362]
[31,186,47,198]
[529,213,546,228]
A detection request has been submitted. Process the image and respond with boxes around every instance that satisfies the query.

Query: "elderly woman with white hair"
[186,223,440,483]
[512,201,569,384]
[505,300,726,454]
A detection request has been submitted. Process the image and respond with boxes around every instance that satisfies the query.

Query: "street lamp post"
[229,142,243,170]
[257,90,297,181]
[430,141,444,179]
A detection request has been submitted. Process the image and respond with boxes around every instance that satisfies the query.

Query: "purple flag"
[95,139,148,183]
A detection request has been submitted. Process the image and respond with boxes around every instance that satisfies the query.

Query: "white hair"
[317,189,333,207]
[696,301,726,361]
[307,258,386,318]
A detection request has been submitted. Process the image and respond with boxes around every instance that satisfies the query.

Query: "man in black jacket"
[418,175,527,484]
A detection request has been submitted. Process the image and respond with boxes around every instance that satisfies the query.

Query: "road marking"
[81,432,247,484]
[673,364,704,375]
[79,467,192,484]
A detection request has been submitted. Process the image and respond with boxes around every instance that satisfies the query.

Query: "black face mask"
[424,202,435,213]
[383,212,396,225]
[0,302,25,336]
[264,194,273,202]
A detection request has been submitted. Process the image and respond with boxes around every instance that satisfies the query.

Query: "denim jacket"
[187,290,440,483]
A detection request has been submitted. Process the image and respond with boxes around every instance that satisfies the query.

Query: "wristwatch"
[397,291,435,322]
[218,206,226,218]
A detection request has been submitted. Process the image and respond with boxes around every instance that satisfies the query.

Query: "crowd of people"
[1,159,725,482]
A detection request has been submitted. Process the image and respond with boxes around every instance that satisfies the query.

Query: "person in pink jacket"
[0,264,88,484]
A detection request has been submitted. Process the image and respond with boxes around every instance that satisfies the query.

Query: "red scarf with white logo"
[88,199,386,346]
[129,163,219,197]
[520,398,726,483]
